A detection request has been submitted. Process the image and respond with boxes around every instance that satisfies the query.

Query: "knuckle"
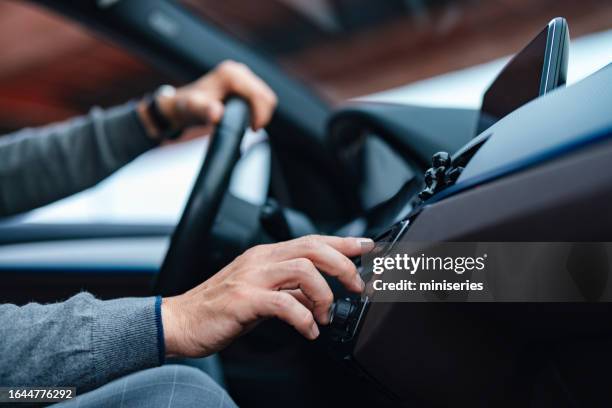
[301,235,322,252]
[244,244,266,258]
[271,291,290,309]
[299,310,314,329]
[259,92,276,112]
[216,62,238,83]
[342,258,357,276]
[344,236,360,251]
[218,60,237,72]
[310,280,333,308]
[260,86,275,101]
[268,92,278,107]
[234,286,250,301]
[233,252,249,265]
[268,244,285,260]
[292,257,312,273]
[254,90,268,106]
[257,245,275,262]
[218,60,248,78]
[322,290,334,306]
[242,246,257,258]
[234,61,249,72]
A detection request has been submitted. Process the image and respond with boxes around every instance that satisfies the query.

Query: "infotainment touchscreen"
[477,17,569,135]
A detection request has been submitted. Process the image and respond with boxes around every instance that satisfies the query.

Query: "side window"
[0,1,266,227]
[0,1,201,225]
[0,1,170,133]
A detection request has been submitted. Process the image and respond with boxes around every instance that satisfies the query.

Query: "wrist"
[136,99,162,141]
[156,92,181,128]
[136,85,183,141]
[161,296,183,358]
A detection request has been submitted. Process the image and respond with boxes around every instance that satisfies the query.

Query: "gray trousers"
[51,365,237,408]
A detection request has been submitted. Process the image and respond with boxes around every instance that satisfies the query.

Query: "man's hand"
[161,235,373,358]
[138,60,277,140]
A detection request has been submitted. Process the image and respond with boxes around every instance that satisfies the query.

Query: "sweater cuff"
[91,296,163,385]
[155,295,166,365]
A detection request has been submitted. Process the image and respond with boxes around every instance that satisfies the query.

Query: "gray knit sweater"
[0,104,164,391]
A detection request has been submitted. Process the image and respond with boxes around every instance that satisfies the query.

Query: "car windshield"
[178,0,612,101]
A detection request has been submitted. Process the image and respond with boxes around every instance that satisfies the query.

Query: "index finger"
[271,235,374,259]
[312,235,375,257]
[267,235,374,292]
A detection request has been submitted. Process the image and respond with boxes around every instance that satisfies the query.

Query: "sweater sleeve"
[0,293,164,392]
[0,103,158,216]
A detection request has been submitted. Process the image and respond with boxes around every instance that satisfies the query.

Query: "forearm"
[0,293,164,392]
[0,102,158,216]
[0,60,278,217]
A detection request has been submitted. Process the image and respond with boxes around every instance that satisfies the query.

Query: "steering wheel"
[155,98,251,296]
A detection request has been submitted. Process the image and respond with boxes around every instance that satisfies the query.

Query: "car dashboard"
[324,62,612,407]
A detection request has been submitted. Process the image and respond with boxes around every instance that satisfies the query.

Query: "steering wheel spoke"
[155,98,251,296]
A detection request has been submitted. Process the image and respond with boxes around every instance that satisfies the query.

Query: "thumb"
[204,99,224,125]
[179,92,225,126]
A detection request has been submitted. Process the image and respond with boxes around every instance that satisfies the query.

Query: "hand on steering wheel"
[155,97,252,295]
[154,61,276,296]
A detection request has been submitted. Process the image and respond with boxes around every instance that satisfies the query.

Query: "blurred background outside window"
[0,1,168,133]
[0,0,610,224]
[180,0,612,100]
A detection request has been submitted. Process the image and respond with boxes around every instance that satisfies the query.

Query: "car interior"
[1,1,612,407]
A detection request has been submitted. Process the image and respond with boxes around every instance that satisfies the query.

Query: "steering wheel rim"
[155,98,251,296]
